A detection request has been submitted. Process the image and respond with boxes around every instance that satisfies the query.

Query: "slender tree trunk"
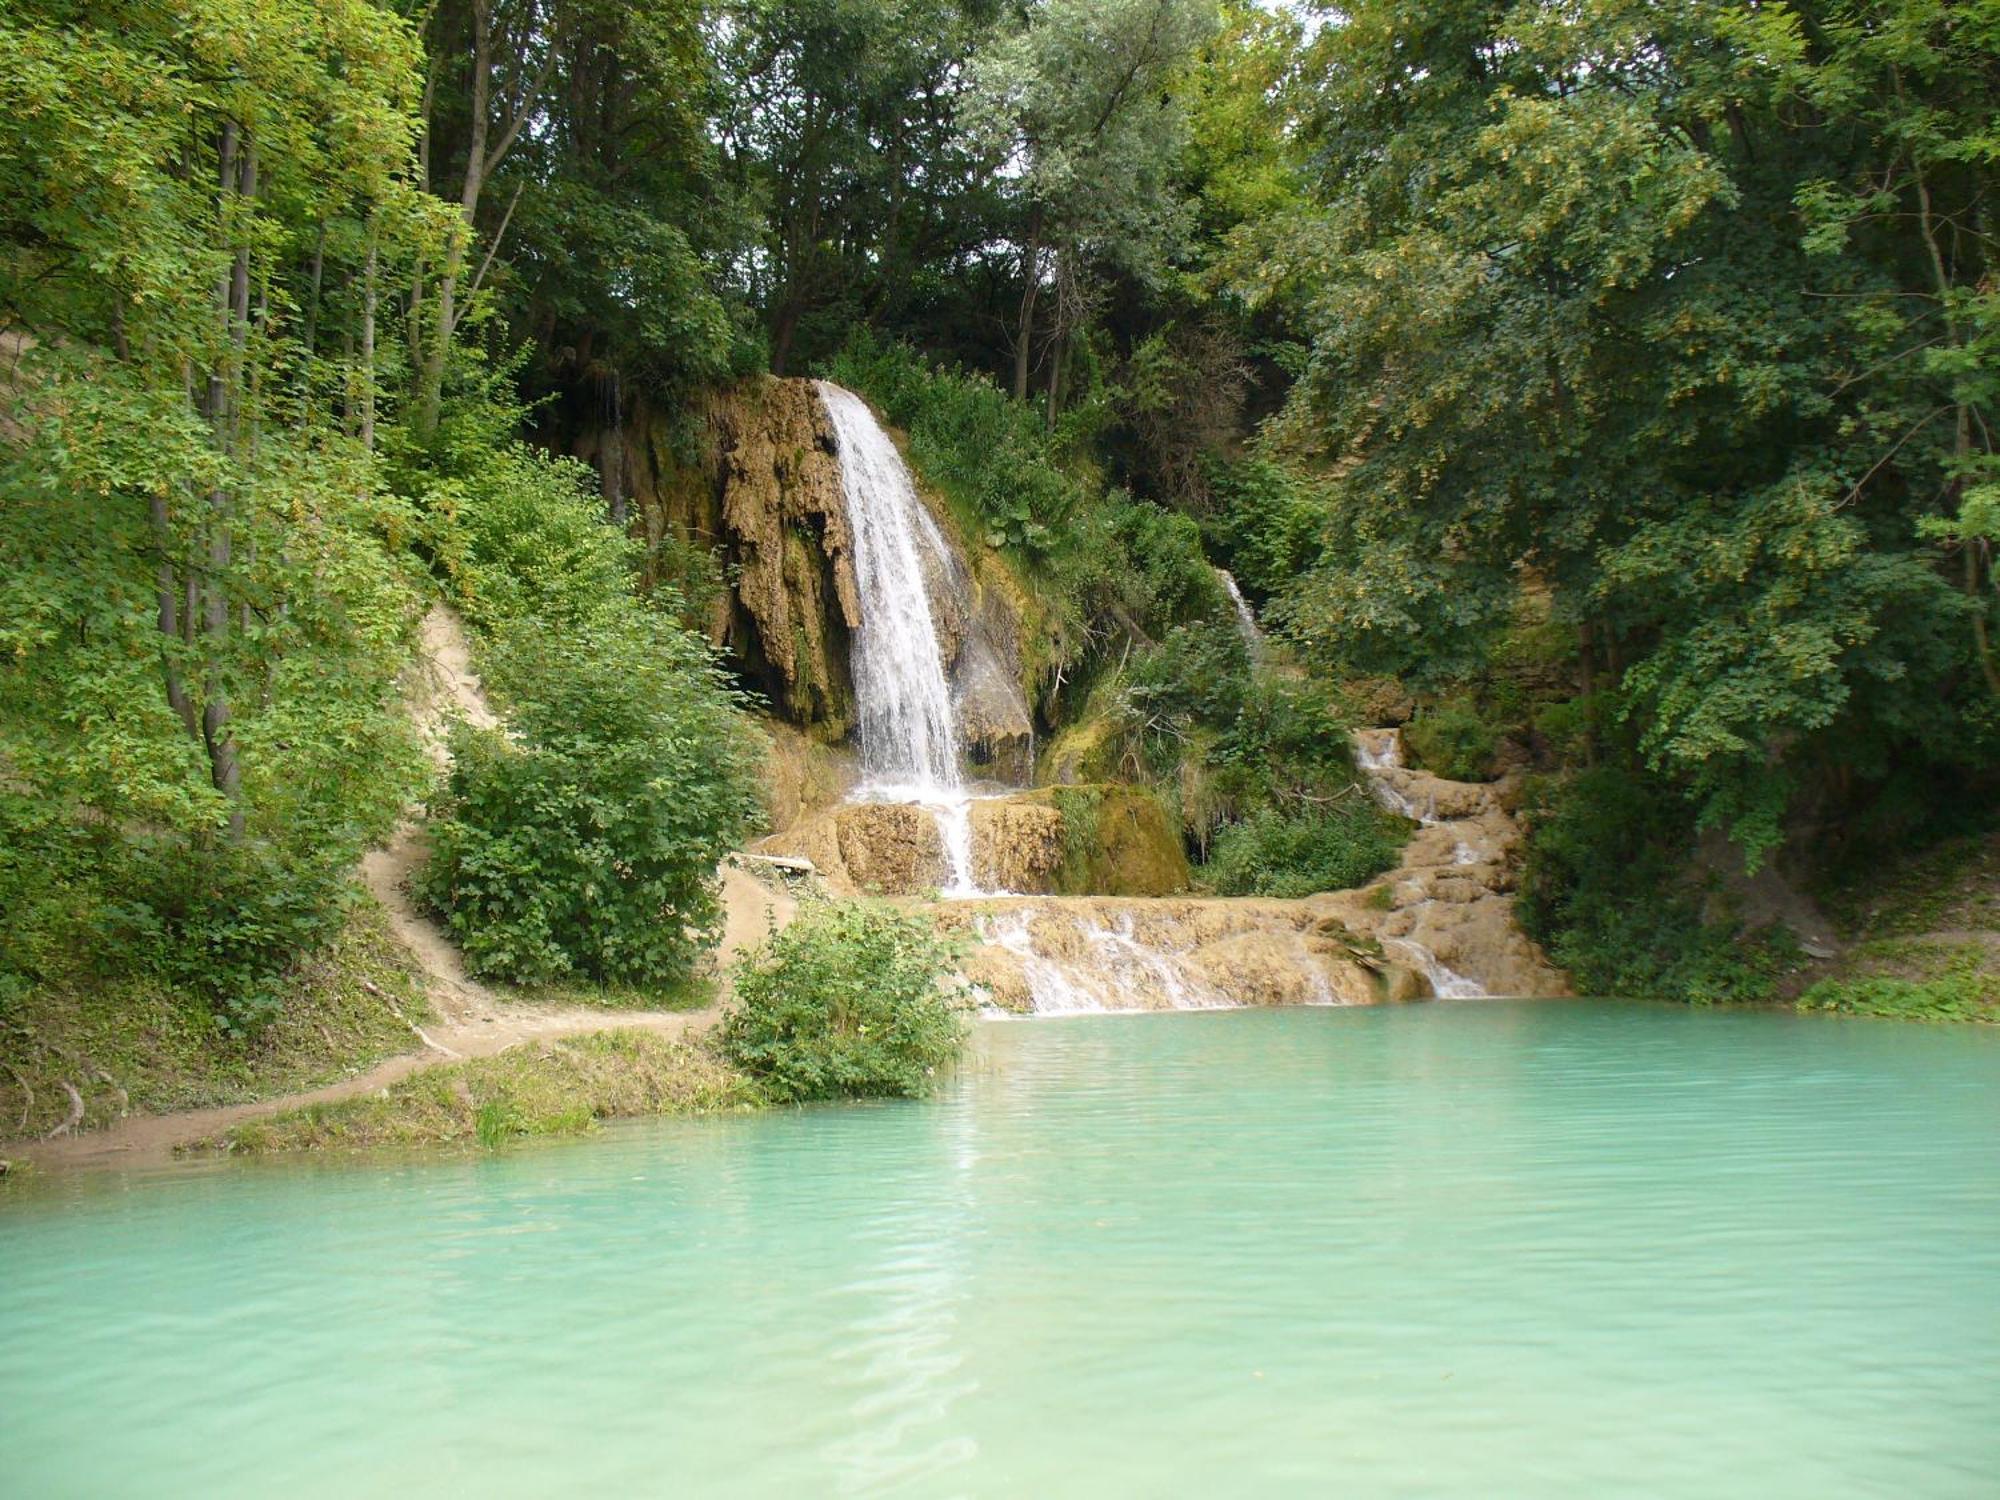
[770,297,801,377]
[415,1,491,436]
[1013,206,1044,403]
[415,0,549,436]
[1045,326,1065,432]
[302,219,326,361]
[360,226,379,452]
[196,123,254,834]
[1578,620,1598,767]
[604,366,626,527]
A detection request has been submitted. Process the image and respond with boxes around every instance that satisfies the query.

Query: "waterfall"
[1216,568,1264,663]
[975,908,1243,1014]
[1353,727,1490,999]
[818,381,981,896]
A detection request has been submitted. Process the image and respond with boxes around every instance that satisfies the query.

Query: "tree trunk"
[1578,620,1598,767]
[770,298,801,377]
[302,220,326,362]
[360,227,379,452]
[415,0,493,436]
[414,0,550,437]
[1013,206,1044,403]
[198,124,255,835]
[603,367,625,527]
[1045,326,1065,432]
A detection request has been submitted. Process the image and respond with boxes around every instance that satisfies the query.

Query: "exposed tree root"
[44,1080,83,1140]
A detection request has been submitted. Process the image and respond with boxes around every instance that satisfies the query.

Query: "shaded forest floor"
[1797,832,2000,1023]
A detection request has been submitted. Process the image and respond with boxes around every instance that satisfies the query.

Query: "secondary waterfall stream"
[818,381,982,895]
[1352,728,1488,998]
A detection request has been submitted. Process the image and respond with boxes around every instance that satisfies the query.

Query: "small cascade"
[818,380,986,896]
[1353,728,1439,824]
[1384,938,1486,1000]
[961,900,1364,1015]
[973,908,1237,1014]
[1351,727,1492,998]
[1216,568,1264,663]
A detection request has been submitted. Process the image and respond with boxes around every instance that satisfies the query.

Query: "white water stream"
[1353,728,1489,998]
[1216,568,1264,663]
[819,381,984,895]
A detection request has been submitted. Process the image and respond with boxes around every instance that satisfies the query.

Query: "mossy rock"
[1036,714,1128,786]
[1019,784,1190,897]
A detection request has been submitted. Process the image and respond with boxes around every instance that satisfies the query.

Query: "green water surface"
[4,1001,1998,1497]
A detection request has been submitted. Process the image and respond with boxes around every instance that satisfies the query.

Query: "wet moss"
[1033,785,1190,897]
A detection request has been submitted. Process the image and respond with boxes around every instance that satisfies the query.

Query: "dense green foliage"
[0,0,761,1065]
[9,0,1996,1055]
[419,608,761,986]
[1,0,432,1049]
[1517,769,1795,1004]
[1202,803,1408,901]
[1251,0,1999,867]
[1403,700,1502,785]
[720,903,969,1102]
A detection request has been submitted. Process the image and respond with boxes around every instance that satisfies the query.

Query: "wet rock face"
[600,377,859,735]
[753,784,1188,898]
[940,897,1394,1014]
[972,786,1190,897]
[714,380,861,734]
[606,377,1033,776]
[1332,737,1572,999]
[758,718,858,836]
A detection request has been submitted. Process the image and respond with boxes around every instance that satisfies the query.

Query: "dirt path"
[10,608,801,1176]
[14,1004,720,1173]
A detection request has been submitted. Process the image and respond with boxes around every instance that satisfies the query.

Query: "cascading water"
[818,381,982,895]
[1353,727,1490,998]
[1216,568,1264,664]
[974,908,1245,1014]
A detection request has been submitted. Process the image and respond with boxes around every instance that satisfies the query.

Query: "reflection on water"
[4,1002,2000,1498]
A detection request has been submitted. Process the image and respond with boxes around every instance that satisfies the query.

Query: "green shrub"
[1204,455,1326,601]
[1200,801,1407,898]
[423,444,639,630]
[1104,500,1230,629]
[1123,621,1253,736]
[0,782,378,1040]
[418,608,761,987]
[720,902,969,1102]
[1214,673,1361,804]
[825,330,1086,556]
[1799,941,1998,1022]
[1405,697,1501,781]
[1517,766,1792,1003]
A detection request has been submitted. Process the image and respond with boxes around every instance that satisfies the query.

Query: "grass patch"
[1800,944,2000,1032]
[0,898,429,1141]
[209,1030,761,1154]
[506,974,717,1014]
[1799,939,2000,1023]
